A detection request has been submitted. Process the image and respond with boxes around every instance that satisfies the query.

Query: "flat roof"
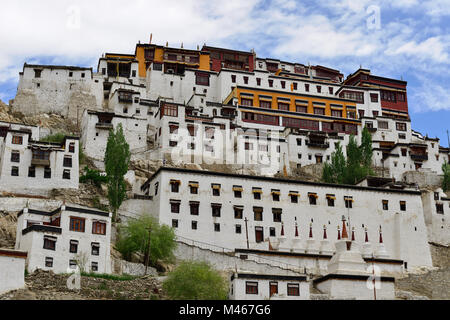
[142,167,422,195]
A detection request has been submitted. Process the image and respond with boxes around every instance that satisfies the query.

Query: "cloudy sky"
[0,0,449,146]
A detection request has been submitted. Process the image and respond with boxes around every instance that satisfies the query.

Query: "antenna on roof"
[181,42,183,49]
[165,41,168,47]
[149,33,153,44]
[197,45,199,50]
[360,64,362,69]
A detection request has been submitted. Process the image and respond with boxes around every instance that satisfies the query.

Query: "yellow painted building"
[134,44,210,78]
[225,86,358,124]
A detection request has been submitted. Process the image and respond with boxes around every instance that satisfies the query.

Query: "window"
[280,81,286,89]
[91,262,98,272]
[12,136,23,145]
[347,111,356,119]
[170,180,180,193]
[190,201,199,215]
[396,122,407,131]
[253,188,262,200]
[308,193,317,205]
[268,79,273,87]
[243,76,249,84]
[370,93,379,102]
[170,200,180,213]
[214,223,220,232]
[256,78,261,86]
[272,208,282,222]
[253,207,263,221]
[212,184,221,196]
[378,121,389,129]
[92,221,106,235]
[69,142,75,153]
[70,217,85,232]
[344,196,353,209]
[327,194,335,207]
[43,236,56,251]
[189,182,198,194]
[381,90,396,102]
[211,203,222,217]
[161,104,178,118]
[296,105,307,113]
[271,190,280,201]
[329,87,334,94]
[331,110,342,118]
[45,257,53,268]
[246,281,258,295]
[11,166,19,176]
[90,243,100,256]
[314,107,325,115]
[382,200,389,210]
[81,73,85,78]
[44,166,51,179]
[11,151,20,163]
[69,260,77,269]
[400,201,406,211]
[244,142,253,150]
[191,221,198,230]
[172,219,178,228]
[260,100,271,109]
[372,111,379,117]
[269,227,276,237]
[195,72,210,86]
[231,75,236,83]
[316,86,322,93]
[287,283,300,296]
[278,102,289,111]
[235,224,242,234]
[289,192,299,203]
[69,240,78,253]
[34,69,42,78]
[293,82,298,90]
[232,205,243,219]
[169,141,177,147]
[436,203,444,214]
[241,98,253,106]
[28,166,36,178]
[62,169,70,180]
[154,182,159,196]
[305,84,310,92]
[434,192,440,200]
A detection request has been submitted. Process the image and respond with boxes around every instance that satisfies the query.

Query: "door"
[255,227,264,243]
[269,282,278,297]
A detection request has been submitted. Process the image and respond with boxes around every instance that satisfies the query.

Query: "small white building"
[0,248,27,295]
[229,273,309,300]
[81,109,148,164]
[15,204,112,274]
[0,129,79,194]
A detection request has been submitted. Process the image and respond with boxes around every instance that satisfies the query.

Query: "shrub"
[163,261,228,300]
[41,132,66,144]
[115,215,177,266]
[79,166,108,187]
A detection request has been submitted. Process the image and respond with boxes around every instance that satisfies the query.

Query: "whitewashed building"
[140,167,433,270]
[0,249,27,295]
[0,128,79,194]
[229,273,309,300]
[12,63,103,120]
[81,109,148,163]
[15,204,112,274]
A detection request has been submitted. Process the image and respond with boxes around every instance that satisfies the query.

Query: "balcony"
[410,153,428,161]
[306,140,330,149]
[96,122,114,130]
[367,127,377,133]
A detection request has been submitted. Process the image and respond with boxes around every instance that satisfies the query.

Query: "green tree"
[104,123,130,222]
[442,161,450,192]
[322,142,346,184]
[163,261,228,300]
[115,215,177,266]
[361,126,374,174]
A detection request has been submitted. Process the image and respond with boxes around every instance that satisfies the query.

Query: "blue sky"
[0,0,448,146]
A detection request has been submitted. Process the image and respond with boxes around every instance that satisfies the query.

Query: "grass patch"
[81,272,137,281]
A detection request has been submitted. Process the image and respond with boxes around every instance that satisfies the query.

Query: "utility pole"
[244,217,249,249]
[447,129,449,149]
[145,227,151,275]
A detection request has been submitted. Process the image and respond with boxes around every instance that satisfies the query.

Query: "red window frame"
[70,217,85,232]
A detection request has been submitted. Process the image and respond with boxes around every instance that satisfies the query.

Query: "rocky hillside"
[0,99,79,134]
[0,270,166,300]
